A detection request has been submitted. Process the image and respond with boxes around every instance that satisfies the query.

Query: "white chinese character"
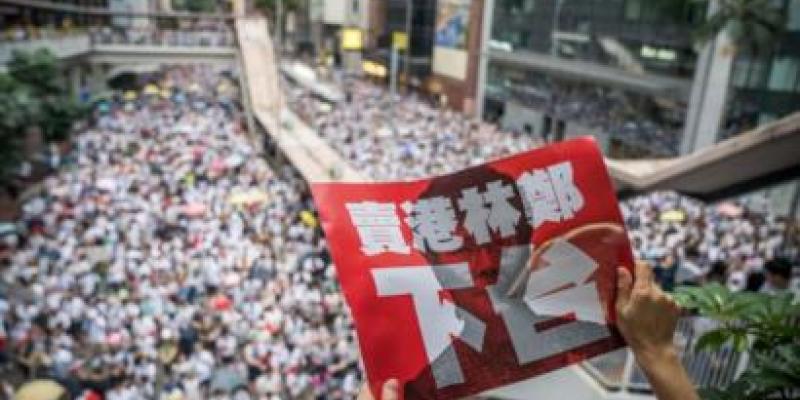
[523,239,605,324]
[457,187,491,244]
[346,202,410,255]
[487,245,610,365]
[402,197,463,252]
[516,162,584,228]
[516,169,561,228]
[457,181,521,245]
[373,263,484,388]
[548,162,584,219]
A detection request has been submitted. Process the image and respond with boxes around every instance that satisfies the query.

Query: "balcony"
[0,28,237,69]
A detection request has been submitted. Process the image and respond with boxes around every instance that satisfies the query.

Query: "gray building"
[477,0,800,158]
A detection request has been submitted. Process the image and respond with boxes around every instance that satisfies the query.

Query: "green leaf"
[695,328,732,352]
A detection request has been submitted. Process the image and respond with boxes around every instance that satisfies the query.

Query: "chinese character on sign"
[458,180,521,245]
[402,196,463,252]
[313,138,629,400]
[516,161,584,229]
[346,201,410,255]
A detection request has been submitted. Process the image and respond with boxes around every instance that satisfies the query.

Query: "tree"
[6,48,62,97]
[677,0,787,154]
[0,75,38,181]
[0,49,87,181]
[675,284,800,400]
[692,0,785,56]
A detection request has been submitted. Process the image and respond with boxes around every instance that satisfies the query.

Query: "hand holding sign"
[358,263,699,400]
[312,137,635,399]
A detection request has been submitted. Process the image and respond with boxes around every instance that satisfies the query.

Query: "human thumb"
[382,379,400,400]
[616,266,633,312]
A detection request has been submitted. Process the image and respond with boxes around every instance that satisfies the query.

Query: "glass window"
[501,0,536,14]
[523,0,536,13]
[748,59,769,89]
[732,58,750,88]
[624,0,642,21]
[788,0,800,31]
[768,57,800,91]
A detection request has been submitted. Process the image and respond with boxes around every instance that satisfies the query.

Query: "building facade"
[477,0,800,157]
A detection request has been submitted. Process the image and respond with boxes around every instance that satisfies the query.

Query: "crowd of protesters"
[285,72,799,295]
[0,57,797,400]
[286,80,543,181]
[622,191,798,294]
[0,66,361,399]
[500,77,683,156]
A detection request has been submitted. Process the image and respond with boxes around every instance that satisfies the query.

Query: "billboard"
[433,0,471,80]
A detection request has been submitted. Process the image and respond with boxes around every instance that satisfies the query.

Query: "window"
[788,0,800,31]
[768,57,800,91]
[501,0,536,14]
[732,58,751,88]
[624,0,643,21]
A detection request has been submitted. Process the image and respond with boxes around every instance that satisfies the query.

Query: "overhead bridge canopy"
[489,49,692,100]
[607,112,800,201]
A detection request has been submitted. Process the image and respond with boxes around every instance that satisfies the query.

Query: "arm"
[357,378,398,400]
[615,262,699,400]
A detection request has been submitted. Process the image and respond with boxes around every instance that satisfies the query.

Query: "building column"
[681,0,733,155]
[86,63,108,94]
[69,65,83,100]
[474,0,495,121]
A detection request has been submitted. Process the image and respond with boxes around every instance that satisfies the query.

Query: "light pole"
[275,0,283,54]
[404,0,413,89]
[551,0,564,57]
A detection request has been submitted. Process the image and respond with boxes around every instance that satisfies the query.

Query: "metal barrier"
[581,317,748,393]
[89,29,235,48]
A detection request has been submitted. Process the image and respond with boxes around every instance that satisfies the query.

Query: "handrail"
[0,0,236,19]
[581,316,748,393]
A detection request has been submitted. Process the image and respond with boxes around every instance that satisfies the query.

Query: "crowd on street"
[286,80,543,181]
[0,59,797,400]
[502,76,684,156]
[622,192,798,293]
[0,66,360,399]
[285,73,799,294]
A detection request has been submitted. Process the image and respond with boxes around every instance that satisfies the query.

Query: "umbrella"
[210,366,246,393]
[181,203,206,217]
[210,294,232,311]
[659,209,686,223]
[143,84,160,96]
[228,189,270,206]
[716,202,743,218]
[300,210,317,228]
[14,380,66,400]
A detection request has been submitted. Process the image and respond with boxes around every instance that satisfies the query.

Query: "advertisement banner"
[432,0,471,80]
[312,137,633,399]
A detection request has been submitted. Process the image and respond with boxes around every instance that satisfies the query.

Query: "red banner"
[312,137,634,399]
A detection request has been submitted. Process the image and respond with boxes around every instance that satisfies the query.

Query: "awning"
[489,49,691,100]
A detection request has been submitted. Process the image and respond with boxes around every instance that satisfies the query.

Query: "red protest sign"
[312,137,634,399]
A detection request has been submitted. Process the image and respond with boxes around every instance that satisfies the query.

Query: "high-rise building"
[474,0,800,157]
